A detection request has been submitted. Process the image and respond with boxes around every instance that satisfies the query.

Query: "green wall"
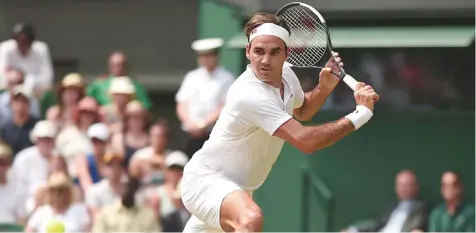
[198,0,243,75]
[254,112,475,231]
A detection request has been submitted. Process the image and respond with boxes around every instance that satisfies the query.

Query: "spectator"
[85,150,126,217]
[92,176,161,233]
[0,23,53,97]
[25,172,91,233]
[129,120,174,186]
[86,52,152,109]
[110,101,150,168]
[55,97,101,180]
[343,170,430,232]
[75,123,110,191]
[32,151,82,212]
[147,151,190,232]
[0,68,40,126]
[10,120,57,215]
[100,77,136,128]
[176,38,235,158]
[429,171,475,232]
[46,73,86,130]
[0,84,39,156]
[0,143,27,226]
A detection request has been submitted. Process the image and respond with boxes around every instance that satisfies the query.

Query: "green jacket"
[429,202,475,232]
[86,76,152,109]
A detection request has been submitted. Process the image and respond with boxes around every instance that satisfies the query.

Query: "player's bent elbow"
[295,134,329,154]
[297,143,323,154]
[294,136,319,155]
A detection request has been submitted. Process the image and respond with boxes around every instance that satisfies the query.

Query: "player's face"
[246,35,288,81]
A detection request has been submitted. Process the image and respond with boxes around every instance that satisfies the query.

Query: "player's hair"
[244,13,291,40]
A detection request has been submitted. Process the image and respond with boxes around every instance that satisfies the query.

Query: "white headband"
[249,23,290,45]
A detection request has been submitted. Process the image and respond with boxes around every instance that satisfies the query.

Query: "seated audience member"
[75,123,110,191]
[0,84,39,157]
[32,152,82,212]
[46,73,85,130]
[343,170,430,232]
[0,143,27,226]
[0,68,40,126]
[100,76,136,127]
[147,151,190,232]
[55,96,101,181]
[0,23,53,97]
[25,172,91,233]
[11,120,56,214]
[86,52,152,109]
[129,120,174,186]
[110,101,150,167]
[429,171,475,232]
[92,176,161,233]
[85,150,126,217]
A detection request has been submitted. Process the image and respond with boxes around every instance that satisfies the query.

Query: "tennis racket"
[276,2,359,91]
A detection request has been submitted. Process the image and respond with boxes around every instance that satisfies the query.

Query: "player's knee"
[237,208,264,231]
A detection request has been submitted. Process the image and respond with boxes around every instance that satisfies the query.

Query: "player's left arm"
[293,52,343,121]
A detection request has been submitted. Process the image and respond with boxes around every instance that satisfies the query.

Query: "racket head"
[276,2,331,68]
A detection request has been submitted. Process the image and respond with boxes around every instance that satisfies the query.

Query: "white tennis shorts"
[181,171,244,233]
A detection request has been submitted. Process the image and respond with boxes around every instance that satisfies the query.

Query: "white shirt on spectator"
[11,146,50,213]
[380,201,413,233]
[85,179,121,209]
[55,125,93,177]
[0,39,53,90]
[27,203,90,233]
[184,63,304,190]
[175,66,235,131]
[0,169,27,224]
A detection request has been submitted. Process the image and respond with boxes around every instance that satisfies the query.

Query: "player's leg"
[219,190,263,232]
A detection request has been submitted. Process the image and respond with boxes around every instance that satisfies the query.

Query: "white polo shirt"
[0,39,54,90]
[184,63,304,190]
[175,67,235,131]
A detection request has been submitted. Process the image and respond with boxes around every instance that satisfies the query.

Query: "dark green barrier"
[254,111,475,231]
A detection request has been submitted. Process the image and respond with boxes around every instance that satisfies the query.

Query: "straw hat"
[60,73,84,88]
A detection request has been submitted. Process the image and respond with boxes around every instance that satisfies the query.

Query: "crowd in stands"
[0,23,194,233]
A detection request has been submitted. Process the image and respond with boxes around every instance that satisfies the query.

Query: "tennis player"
[181,13,379,233]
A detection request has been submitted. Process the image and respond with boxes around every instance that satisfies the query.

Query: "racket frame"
[276,2,359,90]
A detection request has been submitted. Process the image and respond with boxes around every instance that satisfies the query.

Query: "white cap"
[30,120,57,143]
[109,76,135,94]
[87,123,110,141]
[191,38,224,53]
[165,151,189,168]
[11,84,33,100]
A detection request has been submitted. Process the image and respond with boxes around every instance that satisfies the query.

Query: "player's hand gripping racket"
[276,2,359,91]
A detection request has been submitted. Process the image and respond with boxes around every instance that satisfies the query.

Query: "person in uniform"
[175,38,235,158]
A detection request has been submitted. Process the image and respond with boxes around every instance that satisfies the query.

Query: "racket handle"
[343,74,358,91]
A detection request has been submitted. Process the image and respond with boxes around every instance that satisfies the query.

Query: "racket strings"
[277,5,328,67]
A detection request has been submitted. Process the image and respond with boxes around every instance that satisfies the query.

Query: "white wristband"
[345,105,373,130]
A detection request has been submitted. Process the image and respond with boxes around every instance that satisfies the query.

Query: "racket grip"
[343,74,358,91]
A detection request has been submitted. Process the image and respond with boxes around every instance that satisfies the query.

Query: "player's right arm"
[275,83,378,154]
[234,82,378,154]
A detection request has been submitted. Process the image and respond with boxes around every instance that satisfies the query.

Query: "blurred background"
[0,0,474,232]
